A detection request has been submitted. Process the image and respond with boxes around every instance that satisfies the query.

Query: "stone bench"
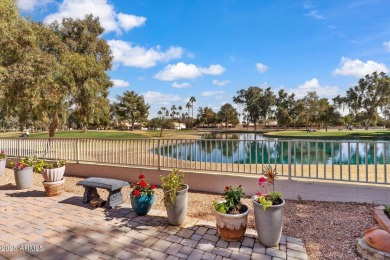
[76,177,129,209]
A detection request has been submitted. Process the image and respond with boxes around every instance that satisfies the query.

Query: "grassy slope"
[264,129,390,139]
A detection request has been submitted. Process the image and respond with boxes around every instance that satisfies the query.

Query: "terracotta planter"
[14,167,33,189]
[41,166,66,182]
[215,203,249,241]
[43,179,65,197]
[0,158,6,176]
[253,197,285,247]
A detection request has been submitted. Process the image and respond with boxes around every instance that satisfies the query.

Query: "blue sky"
[17,0,390,118]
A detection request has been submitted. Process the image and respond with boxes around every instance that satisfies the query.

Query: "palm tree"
[189,96,196,128]
[178,106,183,122]
[171,105,177,120]
[160,107,167,119]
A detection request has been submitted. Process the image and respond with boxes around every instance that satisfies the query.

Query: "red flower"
[139,180,147,188]
[225,186,230,190]
[258,177,267,185]
[139,174,145,179]
[133,190,140,197]
[150,185,156,189]
[22,165,26,169]
[255,192,262,196]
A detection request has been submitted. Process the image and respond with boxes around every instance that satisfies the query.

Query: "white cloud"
[17,0,52,12]
[333,57,389,77]
[108,40,183,69]
[201,91,224,97]
[212,79,230,86]
[384,41,390,52]
[172,82,191,88]
[142,91,181,105]
[255,63,268,73]
[116,13,146,32]
[305,10,324,20]
[155,62,226,81]
[111,79,129,88]
[43,0,146,34]
[292,78,339,98]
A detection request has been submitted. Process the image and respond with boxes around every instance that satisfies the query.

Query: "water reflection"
[159,133,390,165]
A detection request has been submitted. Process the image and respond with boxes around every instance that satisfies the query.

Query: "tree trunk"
[49,116,59,138]
[254,121,257,131]
[160,128,163,137]
[325,125,328,132]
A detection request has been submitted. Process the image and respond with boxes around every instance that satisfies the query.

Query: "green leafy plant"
[214,185,245,214]
[385,205,390,218]
[8,156,44,172]
[0,150,6,160]
[253,165,283,211]
[160,168,186,208]
[43,159,66,169]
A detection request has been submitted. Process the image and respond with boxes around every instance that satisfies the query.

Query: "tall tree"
[334,72,390,129]
[233,87,261,130]
[259,87,276,127]
[189,96,196,128]
[318,98,341,131]
[202,107,217,127]
[48,15,113,135]
[217,103,239,127]
[275,90,296,130]
[303,91,319,127]
[116,91,150,130]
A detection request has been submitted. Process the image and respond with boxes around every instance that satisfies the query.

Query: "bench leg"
[82,187,100,204]
[106,189,124,209]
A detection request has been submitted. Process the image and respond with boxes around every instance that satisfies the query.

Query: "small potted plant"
[160,168,188,225]
[41,159,66,197]
[0,150,7,176]
[130,174,156,216]
[214,185,249,241]
[41,159,66,182]
[252,165,285,247]
[8,156,38,189]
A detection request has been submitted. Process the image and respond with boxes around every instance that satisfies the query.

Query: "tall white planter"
[41,166,65,182]
[165,184,188,226]
[0,159,6,176]
[253,198,285,247]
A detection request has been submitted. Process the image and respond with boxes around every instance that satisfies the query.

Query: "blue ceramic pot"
[130,193,154,216]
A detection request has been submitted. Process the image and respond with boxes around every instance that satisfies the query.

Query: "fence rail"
[1,137,389,185]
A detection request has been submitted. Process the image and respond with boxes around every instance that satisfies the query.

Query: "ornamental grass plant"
[253,165,283,211]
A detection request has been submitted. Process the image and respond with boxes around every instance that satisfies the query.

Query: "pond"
[159,133,390,165]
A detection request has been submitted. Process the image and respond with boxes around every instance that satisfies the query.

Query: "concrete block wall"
[65,163,390,205]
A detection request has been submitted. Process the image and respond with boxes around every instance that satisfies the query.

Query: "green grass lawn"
[0,129,202,139]
[264,129,390,139]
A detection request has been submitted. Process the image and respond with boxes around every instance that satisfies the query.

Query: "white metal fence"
[1,138,389,184]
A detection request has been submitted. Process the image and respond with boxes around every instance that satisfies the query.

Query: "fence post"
[288,141,292,180]
[18,138,21,157]
[76,139,80,164]
[158,139,161,171]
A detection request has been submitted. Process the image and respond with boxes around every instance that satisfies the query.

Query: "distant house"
[173,122,186,130]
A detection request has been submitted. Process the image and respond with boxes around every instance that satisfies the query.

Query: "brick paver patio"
[0,187,308,260]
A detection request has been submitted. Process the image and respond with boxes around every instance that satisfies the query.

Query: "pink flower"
[258,177,267,185]
[22,165,26,169]
[256,192,262,196]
